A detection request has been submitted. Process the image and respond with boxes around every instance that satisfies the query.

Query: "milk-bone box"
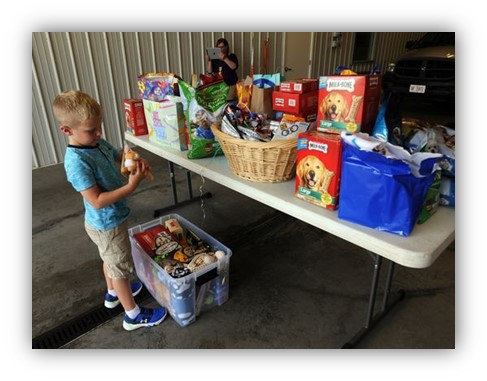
[295,131,343,211]
[316,74,381,134]
[123,99,148,136]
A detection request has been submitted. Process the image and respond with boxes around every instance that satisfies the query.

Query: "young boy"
[53,90,167,331]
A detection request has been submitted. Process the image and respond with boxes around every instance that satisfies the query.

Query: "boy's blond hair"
[53,90,102,127]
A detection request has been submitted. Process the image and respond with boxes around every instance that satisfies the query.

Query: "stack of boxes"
[272,78,319,122]
[286,74,382,212]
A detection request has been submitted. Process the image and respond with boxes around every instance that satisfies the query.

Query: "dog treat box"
[295,131,343,210]
[316,74,381,134]
[124,99,148,136]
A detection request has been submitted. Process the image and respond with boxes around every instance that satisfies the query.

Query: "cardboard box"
[123,99,148,136]
[295,131,342,210]
[316,74,381,134]
[129,214,232,327]
[279,78,318,94]
[143,99,188,151]
[272,90,318,115]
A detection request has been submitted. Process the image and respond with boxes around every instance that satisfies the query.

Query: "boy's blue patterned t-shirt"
[64,138,130,231]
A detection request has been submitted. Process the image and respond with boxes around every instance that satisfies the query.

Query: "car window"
[413,32,455,49]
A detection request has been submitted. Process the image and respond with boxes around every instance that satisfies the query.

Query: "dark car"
[382,32,455,101]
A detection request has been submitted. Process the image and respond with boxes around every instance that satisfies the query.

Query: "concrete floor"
[32,99,455,349]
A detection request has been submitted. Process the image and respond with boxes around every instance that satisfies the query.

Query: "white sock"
[126,305,141,319]
[108,289,117,297]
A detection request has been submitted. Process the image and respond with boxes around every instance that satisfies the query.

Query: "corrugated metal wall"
[32,31,425,169]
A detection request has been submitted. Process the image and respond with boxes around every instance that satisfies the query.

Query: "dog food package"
[124,99,148,136]
[417,170,442,224]
[272,90,318,116]
[143,98,189,151]
[316,74,381,134]
[279,78,318,94]
[295,131,343,210]
[178,80,224,159]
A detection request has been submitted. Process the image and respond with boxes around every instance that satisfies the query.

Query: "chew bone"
[346,95,364,123]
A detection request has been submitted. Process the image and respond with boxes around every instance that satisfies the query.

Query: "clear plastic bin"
[129,214,232,327]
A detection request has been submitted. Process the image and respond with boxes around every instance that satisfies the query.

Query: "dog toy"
[121,143,154,181]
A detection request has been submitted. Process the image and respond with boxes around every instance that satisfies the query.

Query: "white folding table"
[125,133,455,347]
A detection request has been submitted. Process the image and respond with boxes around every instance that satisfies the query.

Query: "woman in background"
[206,38,239,101]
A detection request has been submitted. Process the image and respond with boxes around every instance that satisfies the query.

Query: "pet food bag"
[179,80,223,159]
[195,81,229,113]
[338,132,442,236]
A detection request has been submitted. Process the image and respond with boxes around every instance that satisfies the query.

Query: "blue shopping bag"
[253,73,283,88]
[338,141,441,236]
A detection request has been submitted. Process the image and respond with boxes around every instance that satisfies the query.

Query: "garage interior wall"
[32,31,425,169]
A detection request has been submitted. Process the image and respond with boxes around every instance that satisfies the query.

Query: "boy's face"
[61,117,103,147]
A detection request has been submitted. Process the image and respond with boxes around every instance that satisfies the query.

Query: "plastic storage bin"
[128,214,232,327]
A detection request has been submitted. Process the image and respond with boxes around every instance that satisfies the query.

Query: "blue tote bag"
[338,140,442,236]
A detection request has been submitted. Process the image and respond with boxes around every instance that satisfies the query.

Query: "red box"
[279,78,318,94]
[124,99,148,136]
[316,74,381,134]
[295,131,343,210]
[272,90,318,115]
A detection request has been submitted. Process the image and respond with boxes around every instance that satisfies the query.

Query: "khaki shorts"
[85,221,134,279]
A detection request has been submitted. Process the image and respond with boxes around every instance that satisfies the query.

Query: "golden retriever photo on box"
[296,155,328,192]
[320,92,349,122]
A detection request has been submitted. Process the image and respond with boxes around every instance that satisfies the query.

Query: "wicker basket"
[211,122,297,182]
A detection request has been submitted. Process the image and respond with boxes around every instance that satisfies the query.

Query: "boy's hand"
[128,160,146,188]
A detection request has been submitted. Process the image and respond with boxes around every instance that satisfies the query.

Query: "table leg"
[153,161,212,218]
[169,161,178,205]
[342,255,405,349]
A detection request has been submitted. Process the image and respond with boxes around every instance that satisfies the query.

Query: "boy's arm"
[81,160,146,210]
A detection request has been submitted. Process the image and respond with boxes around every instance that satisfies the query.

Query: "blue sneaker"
[123,307,167,331]
[104,281,143,308]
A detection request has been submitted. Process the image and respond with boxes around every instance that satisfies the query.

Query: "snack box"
[129,214,232,327]
[272,90,318,116]
[295,131,343,210]
[143,99,188,151]
[316,74,381,134]
[123,99,148,136]
[279,78,318,94]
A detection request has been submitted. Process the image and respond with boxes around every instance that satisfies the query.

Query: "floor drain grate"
[32,289,151,349]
